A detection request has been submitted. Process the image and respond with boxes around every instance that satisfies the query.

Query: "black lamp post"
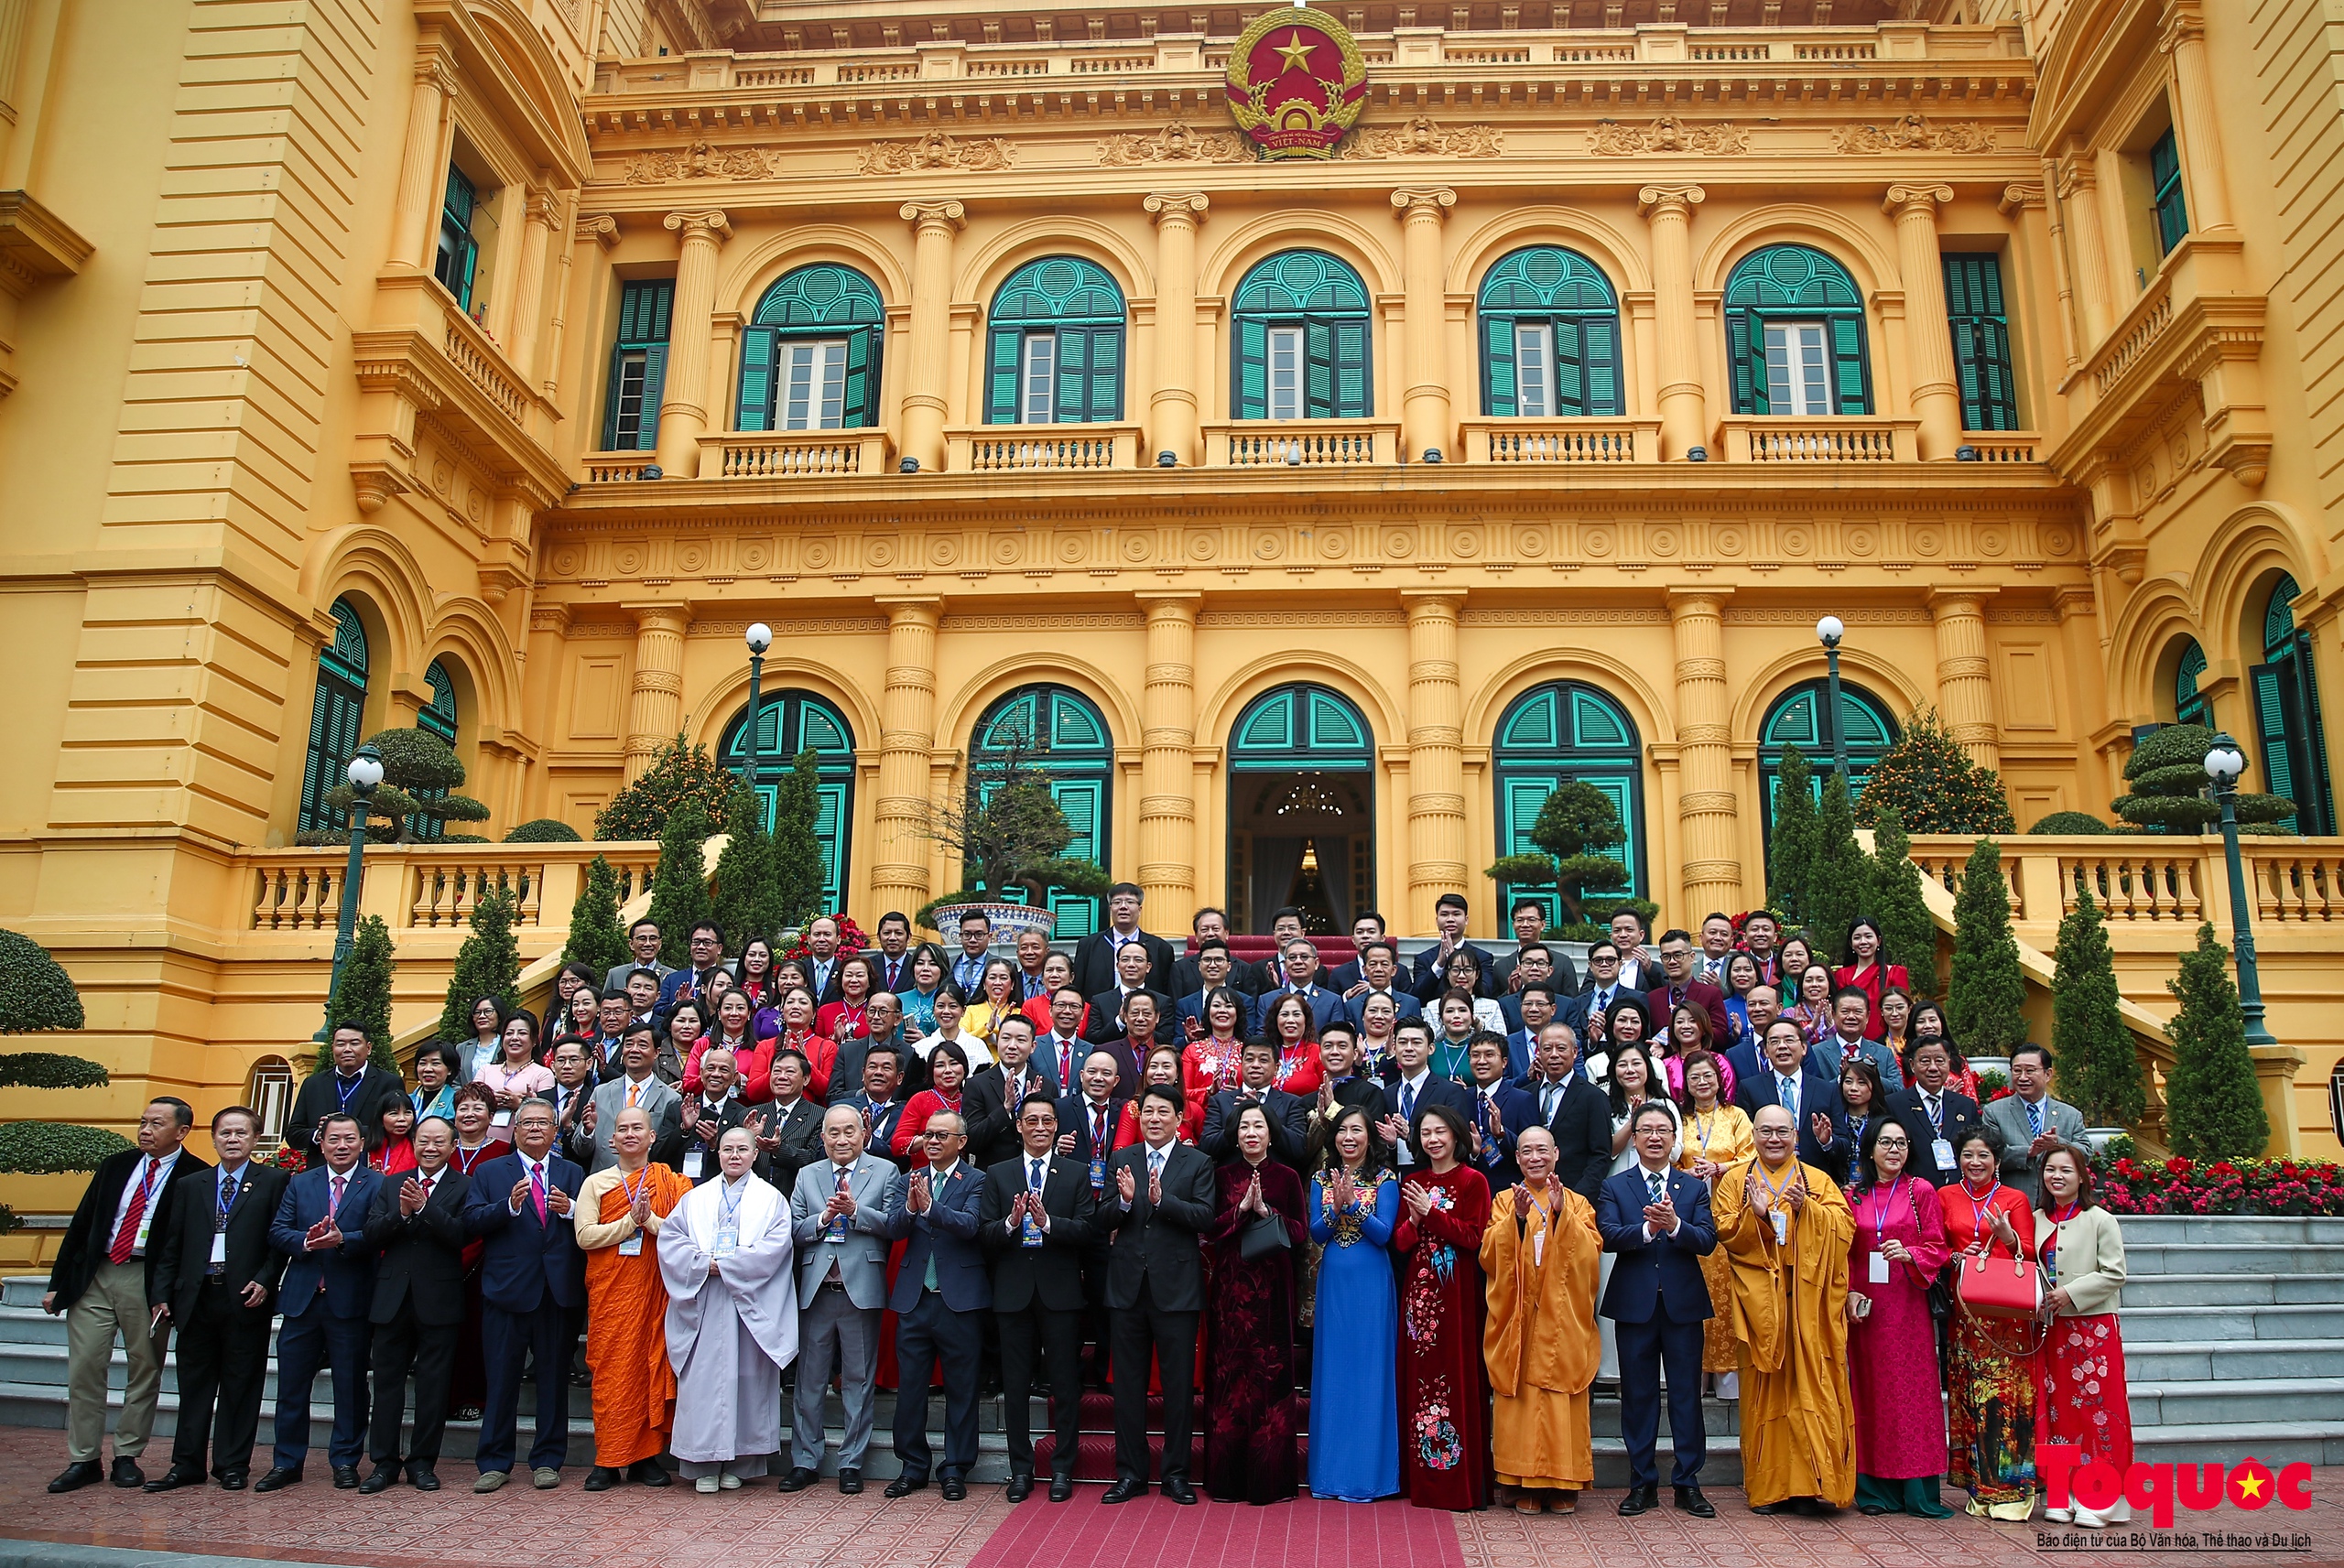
[743,622,772,794]
[1816,614,1849,777]
[320,742,384,1040]
[2203,733,2278,1048]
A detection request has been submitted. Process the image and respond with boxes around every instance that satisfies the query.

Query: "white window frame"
[1021,332,1058,424]
[781,339,850,430]
[611,349,649,441]
[1514,321,1556,418]
[1267,326,1304,420]
[1762,321,1833,416]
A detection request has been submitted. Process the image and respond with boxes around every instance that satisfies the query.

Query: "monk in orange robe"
[1479,1125,1602,1516]
[573,1106,693,1488]
[1712,1104,1856,1514]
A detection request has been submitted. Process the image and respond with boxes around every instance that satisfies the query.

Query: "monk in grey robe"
[658,1127,798,1490]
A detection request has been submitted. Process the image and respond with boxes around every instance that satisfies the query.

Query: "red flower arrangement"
[782,916,868,964]
[2095,1151,2344,1217]
[260,1143,308,1174]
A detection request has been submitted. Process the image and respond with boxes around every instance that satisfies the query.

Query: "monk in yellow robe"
[1479,1125,1603,1515]
[573,1106,693,1488]
[1712,1103,1856,1514]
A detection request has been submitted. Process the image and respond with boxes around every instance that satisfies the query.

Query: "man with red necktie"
[256,1112,382,1491]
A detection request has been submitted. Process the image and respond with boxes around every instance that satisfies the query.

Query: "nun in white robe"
[659,1128,798,1487]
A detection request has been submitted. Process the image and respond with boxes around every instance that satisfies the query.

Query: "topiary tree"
[2029,810,2118,835]
[1804,768,1869,963]
[1948,839,2027,1058]
[299,729,491,846]
[769,748,827,932]
[319,914,398,1073]
[2115,722,2295,835]
[595,734,743,843]
[1484,781,1632,931]
[2162,923,2270,1159]
[434,885,523,1044]
[561,854,631,979]
[711,784,787,957]
[1851,707,2017,836]
[645,799,719,965]
[913,723,1111,925]
[505,817,582,843]
[1766,744,1819,926]
[1866,808,1938,999]
[2050,891,2142,1130]
[0,930,127,1195]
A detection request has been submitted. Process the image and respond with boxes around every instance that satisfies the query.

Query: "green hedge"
[0,1121,134,1174]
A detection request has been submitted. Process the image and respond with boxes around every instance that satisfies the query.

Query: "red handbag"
[1957,1249,2043,1321]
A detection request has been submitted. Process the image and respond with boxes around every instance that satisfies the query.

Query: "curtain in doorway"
[1250,836,1308,933]
[1318,837,1354,930]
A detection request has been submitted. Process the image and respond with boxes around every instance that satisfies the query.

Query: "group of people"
[38,883,2133,1526]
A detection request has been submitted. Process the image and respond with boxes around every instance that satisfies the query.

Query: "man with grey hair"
[780,1104,899,1495]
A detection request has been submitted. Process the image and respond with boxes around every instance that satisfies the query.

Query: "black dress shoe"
[1004,1472,1035,1503]
[582,1466,621,1492]
[837,1468,862,1495]
[630,1460,671,1488]
[884,1475,928,1498]
[1048,1474,1075,1503]
[407,1464,440,1492]
[1674,1486,1717,1519]
[1099,1476,1144,1505]
[358,1465,397,1494]
[1618,1484,1658,1516]
[941,1476,967,1501]
[253,1466,303,1493]
[218,1468,249,1491]
[1161,1476,1198,1506]
[49,1461,103,1494]
[110,1456,145,1488]
[332,1466,362,1489]
[144,1465,206,1494]
[1749,1500,1788,1515]
[777,1466,818,1493]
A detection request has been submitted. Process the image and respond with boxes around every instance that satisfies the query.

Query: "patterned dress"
[1941,1178,2039,1518]
[1846,1178,1954,1515]
[1393,1163,1492,1510]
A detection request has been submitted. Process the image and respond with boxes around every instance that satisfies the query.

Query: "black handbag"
[1240,1211,1291,1260]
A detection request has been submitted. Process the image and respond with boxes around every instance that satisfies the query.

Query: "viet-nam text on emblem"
[1224,7,1369,160]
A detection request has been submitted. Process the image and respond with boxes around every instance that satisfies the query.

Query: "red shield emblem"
[1224,7,1369,160]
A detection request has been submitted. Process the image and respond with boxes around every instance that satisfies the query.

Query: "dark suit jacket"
[673,1096,754,1184]
[1596,1164,1717,1325]
[285,1066,407,1153]
[268,1163,382,1319]
[461,1152,585,1312]
[1081,986,1175,1048]
[1072,929,1175,1000]
[152,1160,287,1324]
[1199,1086,1310,1167]
[880,1160,991,1314]
[962,1063,1060,1168]
[760,1096,827,1194]
[1496,1076,1613,1200]
[1734,1071,1850,1177]
[1409,941,1497,1001]
[1103,1141,1216,1313]
[1460,1081,1520,1187]
[1496,947,1579,998]
[1171,955,1267,1000]
[361,1167,472,1326]
[979,1152,1098,1313]
[1884,1085,1984,1187]
[1384,1073,1475,1172]
[1248,983,1345,1035]
[1644,979,1731,1044]
[47,1146,213,1313]
[1340,987,1423,1031]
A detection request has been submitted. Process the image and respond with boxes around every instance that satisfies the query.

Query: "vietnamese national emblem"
[1224,7,1369,160]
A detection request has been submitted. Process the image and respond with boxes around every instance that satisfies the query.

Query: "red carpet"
[968,1494,1467,1568]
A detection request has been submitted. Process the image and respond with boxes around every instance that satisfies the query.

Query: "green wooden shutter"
[1304,319,1335,417]
[1234,317,1269,419]
[1944,255,2017,431]
[841,328,875,428]
[1728,309,1764,414]
[1054,327,1088,423]
[1482,314,1517,416]
[602,345,630,449]
[1583,317,1622,416]
[1047,780,1104,937]
[1332,319,1369,417]
[814,783,848,911]
[632,345,666,449]
[2251,663,2300,829]
[1087,325,1123,420]
[1829,315,1872,413]
[985,325,1023,424]
[736,326,776,432]
[1554,318,1586,417]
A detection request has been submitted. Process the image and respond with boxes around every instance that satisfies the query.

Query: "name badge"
[1868,1250,1891,1283]
[714,1222,737,1259]
[1532,1226,1546,1267]
[617,1234,642,1257]
[1089,1157,1105,1192]
[210,1233,228,1266]
[1022,1212,1044,1249]
[1932,1138,1957,1171]
[682,1151,703,1179]
[1771,1208,1789,1247]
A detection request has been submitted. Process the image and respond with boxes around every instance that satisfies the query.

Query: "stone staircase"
[0,1215,2325,1484]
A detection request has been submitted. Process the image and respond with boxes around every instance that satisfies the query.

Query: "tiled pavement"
[0,1431,2336,1568]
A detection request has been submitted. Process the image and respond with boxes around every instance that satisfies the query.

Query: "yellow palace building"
[3,0,2343,1196]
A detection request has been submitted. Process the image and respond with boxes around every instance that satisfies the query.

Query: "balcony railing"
[1719,416,1919,463]
[246,843,660,937]
[947,423,1140,472]
[1460,418,1659,464]
[1205,420,1400,468]
[702,429,892,479]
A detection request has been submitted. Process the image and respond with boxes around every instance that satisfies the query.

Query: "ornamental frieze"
[1097,120,1251,165]
[1833,114,1996,155]
[859,130,1015,174]
[1585,116,1747,157]
[1341,115,1503,159]
[621,141,778,182]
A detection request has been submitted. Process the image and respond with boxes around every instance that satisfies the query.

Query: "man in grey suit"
[602,919,672,994]
[564,1025,682,1175]
[1980,1043,2085,1205]
[780,1105,902,1497]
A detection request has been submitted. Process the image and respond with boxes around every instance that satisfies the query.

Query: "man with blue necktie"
[1732,1020,1846,1180]
[870,912,915,996]
[1598,1102,1719,1519]
[805,914,849,1002]
[256,1113,381,1492]
[1980,1043,2084,1205]
[948,910,993,997]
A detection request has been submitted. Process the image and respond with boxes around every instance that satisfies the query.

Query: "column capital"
[575,212,621,249]
[2158,0,2205,55]
[1666,587,1732,617]
[1399,588,1466,613]
[900,200,967,232]
[526,188,563,227]
[1637,183,1706,219]
[624,601,693,633]
[414,29,460,96]
[1135,591,1203,618]
[1883,183,1954,220]
[1998,182,2046,216]
[877,595,945,627]
[1144,190,1210,222]
[662,210,731,243]
[1389,187,1457,221]
[1926,586,1998,615]
[2054,154,2097,199]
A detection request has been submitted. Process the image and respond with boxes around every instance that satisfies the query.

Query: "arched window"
[737,264,885,433]
[245,1055,296,1152]
[1492,683,1645,921]
[1724,244,1872,416]
[719,690,858,913]
[985,257,1126,425]
[407,657,461,841]
[2252,574,2336,835]
[1231,251,1372,420]
[1757,678,1899,840]
[298,600,370,835]
[2173,637,2210,728]
[971,686,1115,936]
[1477,246,1623,418]
[1227,683,1375,931]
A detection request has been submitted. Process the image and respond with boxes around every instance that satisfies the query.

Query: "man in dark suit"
[1252,937,1348,1035]
[1883,1037,1982,1188]
[145,1105,282,1493]
[1720,984,1787,1093]
[257,1112,380,1491]
[1496,1022,1613,1201]
[42,1095,208,1494]
[1058,1047,1135,1372]
[1409,892,1497,1001]
[1325,910,1389,995]
[1070,881,1176,999]
[1601,909,1664,994]
[1169,914,1266,1001]
[868,911,916,995]
[1101,1087,1215,1506]
[1733,1020,1849,1180]
[1646,929,1733,1044]
[1495,944,1570,1033]
[1599,1102,1720,1519]
[1557,940,1631,1054]
[460,1098,585,1491]
[1494,902,1579,996]
[1032,988,1091,1107]
[1374,1020,1473,1175]
[801,914,852,1004]
[283,1023,406,1156]
[879,1110,991,1499]
[1199,1038,1310,1167]
[1461,1033,1520,1187]
[1340,940,1424,1031]
[654,920,731,1025]
[1306,1022,1391,1151]
[1171,940,1247,1038]
[672,1044,754,1184]
[754,1046,828,1193]
[961,1014,1055,1167]
[359,1113,470,1492]
[980,1092,1097,1503]
[1084,940,1174,1050]
[1502,984,1563,1084]
[844,1044,913,1169]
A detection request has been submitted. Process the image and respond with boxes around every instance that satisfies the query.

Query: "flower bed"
[2094,1144,2344,1216]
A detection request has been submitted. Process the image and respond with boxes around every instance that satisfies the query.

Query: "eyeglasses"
[1873,1138,1910,1150]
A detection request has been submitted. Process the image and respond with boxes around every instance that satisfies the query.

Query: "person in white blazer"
[2032,1141,2131,1531]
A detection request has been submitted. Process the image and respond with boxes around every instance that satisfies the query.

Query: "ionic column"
[1884,184,1962,460]
[871,598,943,916]
[2001,182,2076,380]
[1136,593,1201,923]
[1403,591,1468,931]
[898,200,966,472]
[2159,0,2234,234]
[2056,152,2116,344]
[1144,191,1208,466]
[1669,590,1742,914]
[1638,184,1707,460]
[1929,589,2002,771]
[623,604,691,782]
[653,210,730,478]
[504,188,559,384]
[388,40,458,272]
[1391,187,1456,461]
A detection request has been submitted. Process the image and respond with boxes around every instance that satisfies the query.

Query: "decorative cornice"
[624,142,776,183]
[863,132,1013,176]
[1101,122,1248,167]
[1590,116,1747,157]
[1346,115,1502,159]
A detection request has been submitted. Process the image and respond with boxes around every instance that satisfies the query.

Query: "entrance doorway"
[1227,683,1374,934]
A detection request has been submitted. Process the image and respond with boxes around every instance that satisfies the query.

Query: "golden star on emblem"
[2237,1472,2268,1502]
[1275,29,1317,73]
